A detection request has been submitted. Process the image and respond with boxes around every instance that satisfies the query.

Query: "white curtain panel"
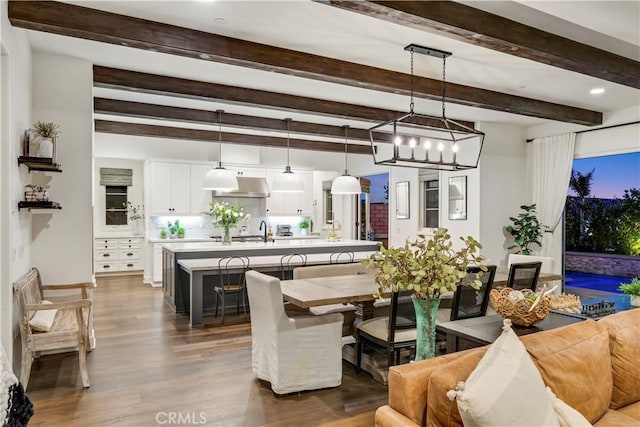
[531,134,576,257]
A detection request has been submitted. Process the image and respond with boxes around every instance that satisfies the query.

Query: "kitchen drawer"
[118,260,142,271]
[95,240,118,250]
[96,249,118,261]
[118,238,143,249]
[119,248,142,260]
[95,261,118,272]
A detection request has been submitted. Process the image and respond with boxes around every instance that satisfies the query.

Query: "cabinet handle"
[127,253,133,256]
[103,265,110,269]
[104,246,108,249]
[127,263,134,267]
[103,254,110,257]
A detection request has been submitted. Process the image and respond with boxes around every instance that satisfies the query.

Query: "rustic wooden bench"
[13,267,94,389]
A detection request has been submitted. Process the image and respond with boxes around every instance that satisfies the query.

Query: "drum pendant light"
[202,110,239,191]
[331,126,361,195]
[272,118,304,193]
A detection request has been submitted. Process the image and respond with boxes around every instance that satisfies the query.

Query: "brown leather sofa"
[376,309,640,427]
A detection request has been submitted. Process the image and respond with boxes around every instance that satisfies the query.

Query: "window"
[322,180,334,224]
[423,179,439,228]
[105,185,128,226]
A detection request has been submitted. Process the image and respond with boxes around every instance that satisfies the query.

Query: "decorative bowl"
[490,287,552,327]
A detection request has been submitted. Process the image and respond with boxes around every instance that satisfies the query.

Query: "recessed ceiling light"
[590,87,605,95]
[214,17,225,24]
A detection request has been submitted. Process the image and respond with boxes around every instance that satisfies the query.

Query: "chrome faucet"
[259,220,268,243]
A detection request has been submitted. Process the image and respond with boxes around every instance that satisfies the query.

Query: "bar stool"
[280,253,307,280]
[330,251,355,264]
[214,256,250,325]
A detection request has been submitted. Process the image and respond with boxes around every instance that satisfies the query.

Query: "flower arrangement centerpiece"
[207,201,251,245]
[125,202,144,235]
[363,228,486,360]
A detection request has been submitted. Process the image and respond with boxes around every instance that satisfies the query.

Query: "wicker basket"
[490,287,552,326]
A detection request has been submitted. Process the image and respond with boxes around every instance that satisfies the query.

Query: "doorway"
[360,173,389,248]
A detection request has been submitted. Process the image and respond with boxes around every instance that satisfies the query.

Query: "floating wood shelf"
[18,156,62,172]
[18,201,62,210]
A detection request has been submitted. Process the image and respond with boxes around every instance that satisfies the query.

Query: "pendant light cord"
[343,125,349,174]
[285,118,291,167]
[410,48,415,114]
[441,57,446,119]
[217,109,224,168]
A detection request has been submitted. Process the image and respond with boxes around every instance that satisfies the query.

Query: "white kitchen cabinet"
[149,162,191,215]
[266,168,313,215]
[226,165,266,178]
[153,243,163,283]
[190,163,214,214]
[95,237,144,274]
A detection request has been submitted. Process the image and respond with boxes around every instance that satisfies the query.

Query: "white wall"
[30,53,93,283]
[440,168,481,249]
[387,167,420,247]
[94,132,375,173]
[478,123,528,269]
[1,0,33,368]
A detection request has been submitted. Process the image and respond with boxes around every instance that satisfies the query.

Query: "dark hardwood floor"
[25,275,388,426]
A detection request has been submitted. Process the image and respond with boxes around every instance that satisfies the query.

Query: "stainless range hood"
[211,176,270,198]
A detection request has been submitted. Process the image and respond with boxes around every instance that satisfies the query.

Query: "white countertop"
[161,239,378,253]
[148,235,321,243]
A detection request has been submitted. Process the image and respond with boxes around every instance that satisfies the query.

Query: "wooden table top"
[280,274,380,308]
[437,312,584,346]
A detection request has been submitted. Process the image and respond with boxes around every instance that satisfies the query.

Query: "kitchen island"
[162,239,379,323]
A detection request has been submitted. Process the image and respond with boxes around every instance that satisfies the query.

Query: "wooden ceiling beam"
[94,120,373,155]
[94,98,379,141]
[93,66,474,132]
[9,0,602,125]
[325,1,640,89]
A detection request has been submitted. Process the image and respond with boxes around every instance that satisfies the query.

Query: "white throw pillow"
[447,319,558,427]
[546,387,592,427]
[28,300,57,332]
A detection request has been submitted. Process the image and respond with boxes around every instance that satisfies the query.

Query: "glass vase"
[222,226,232,245]
[411,296,441,361]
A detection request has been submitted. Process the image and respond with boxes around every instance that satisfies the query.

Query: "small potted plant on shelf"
[31,121,60,159]
[619,277,640,307]
[299,218,310,236]
[160,229,167,239]
[177,225,186,239]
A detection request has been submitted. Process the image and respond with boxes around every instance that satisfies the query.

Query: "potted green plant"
[160,229,167,239]
[299,218,310,236]
[177,226,186,239]
[506,204,545,255]
[167,220,180,239]
[619,277,640,307]
[31,121,60,158]
[363,228,486,360]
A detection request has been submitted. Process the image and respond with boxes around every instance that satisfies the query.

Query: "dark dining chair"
[355,290,416,372]
[507,261,542,291]
[450,265,497,320]
[214,256,250,325]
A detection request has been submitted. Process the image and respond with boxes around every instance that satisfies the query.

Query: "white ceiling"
[22,0,640,138]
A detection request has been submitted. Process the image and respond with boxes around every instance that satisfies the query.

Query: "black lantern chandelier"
[369,44,485,171]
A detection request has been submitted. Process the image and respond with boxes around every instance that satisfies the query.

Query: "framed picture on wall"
[448,176,467,220]
[396,181,410,219]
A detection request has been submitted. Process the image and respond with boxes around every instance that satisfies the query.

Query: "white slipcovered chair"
[245,270,344,395]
